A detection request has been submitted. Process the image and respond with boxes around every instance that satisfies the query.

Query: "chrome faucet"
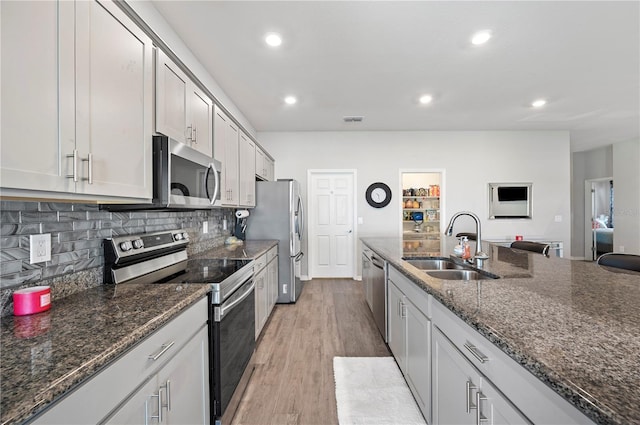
[444,211,489,260]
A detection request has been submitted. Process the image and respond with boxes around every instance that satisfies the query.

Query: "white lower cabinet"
[106,326,209,425]
[30,298,209,425]
[432,327,527,425]
[254,246,278,339]
[387,268,431,422]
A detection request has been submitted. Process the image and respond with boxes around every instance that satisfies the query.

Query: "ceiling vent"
[343,116,364,123]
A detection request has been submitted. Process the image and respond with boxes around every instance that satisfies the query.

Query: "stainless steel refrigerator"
[246,179,304,303]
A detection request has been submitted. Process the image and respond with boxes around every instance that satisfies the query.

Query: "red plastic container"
[13,286,51,316]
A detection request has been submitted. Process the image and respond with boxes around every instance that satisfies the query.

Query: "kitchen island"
[0,241,277,425]
[362,237,640,425]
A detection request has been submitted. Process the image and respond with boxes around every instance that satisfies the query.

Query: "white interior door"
[309,171,356,278]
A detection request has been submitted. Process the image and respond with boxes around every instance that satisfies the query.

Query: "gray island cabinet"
[362,237,640,425]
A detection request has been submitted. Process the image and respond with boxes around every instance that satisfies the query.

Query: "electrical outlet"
[30,234,51,264]
[202,221,209,234]
[223,219,228,231]
[283,284,288,294]
[554,215,563,222]
[619,246,625,253]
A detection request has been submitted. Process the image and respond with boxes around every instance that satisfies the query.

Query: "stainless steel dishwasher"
[362,247,387,342]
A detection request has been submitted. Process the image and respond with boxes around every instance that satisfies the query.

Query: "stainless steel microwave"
[102,135,221,210]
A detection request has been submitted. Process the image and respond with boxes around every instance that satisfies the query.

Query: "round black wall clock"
[366,182,392,208]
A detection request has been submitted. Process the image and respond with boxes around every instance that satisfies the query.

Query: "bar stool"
[510,241,551,256]
[596,253,640,272]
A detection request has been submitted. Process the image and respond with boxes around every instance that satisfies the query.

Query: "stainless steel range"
[104,230,256,425]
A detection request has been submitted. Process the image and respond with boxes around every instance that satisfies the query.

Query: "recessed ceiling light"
[419,94,433,105]
[471,30,492,45]
[265,33,282,47]
[531,99,547,108]
[284,96,297,105]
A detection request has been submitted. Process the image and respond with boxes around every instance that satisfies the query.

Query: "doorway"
[400,170,445,256]
[307,169,357,278]
[584,178,614,260]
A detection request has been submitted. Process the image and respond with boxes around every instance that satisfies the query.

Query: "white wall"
[258,131,571,276]
[612,139,640,254]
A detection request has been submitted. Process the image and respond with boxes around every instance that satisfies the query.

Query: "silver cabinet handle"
[149,388,163,422]
[476,391,488,424]
[66,149,78,182]
[186,125,192,142]
[148,341,175,361]
[192,126,197,143]
[82,153,93,184]
[400,301,406,319]
[464,342,489,363]
[466,380,477,413]
[164,380,171,412]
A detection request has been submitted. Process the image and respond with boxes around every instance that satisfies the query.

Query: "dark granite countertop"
[0,240,277,425]
[362,237,640,425]
[193,239,278,260]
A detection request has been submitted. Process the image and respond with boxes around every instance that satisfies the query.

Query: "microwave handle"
[205,162,220,205]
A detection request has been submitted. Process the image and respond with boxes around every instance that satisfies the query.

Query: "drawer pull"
[464,342,489,363]
[476,391,488,424]
[466,380,477,413]
[148,341,175,361]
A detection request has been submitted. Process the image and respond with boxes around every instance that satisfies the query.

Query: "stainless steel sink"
[402,258,466,270]
[425,269,497,280]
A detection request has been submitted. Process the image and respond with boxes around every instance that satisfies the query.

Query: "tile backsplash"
[0,200,234,316]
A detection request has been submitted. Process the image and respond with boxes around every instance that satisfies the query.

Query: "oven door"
[210,277,256,421]
[155,136,221,208]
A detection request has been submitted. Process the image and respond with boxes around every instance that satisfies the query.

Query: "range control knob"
[119,241,132,252]
[181,232,189,240]
[174,233,183,241]
[132,239,144,249]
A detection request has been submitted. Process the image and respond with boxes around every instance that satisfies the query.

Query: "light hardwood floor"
[232,279,390,425]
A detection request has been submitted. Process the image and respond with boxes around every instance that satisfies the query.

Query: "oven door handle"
[215,279,255,321]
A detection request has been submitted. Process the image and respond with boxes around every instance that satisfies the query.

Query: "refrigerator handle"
[297,196,304,239]
[294,251,304,261]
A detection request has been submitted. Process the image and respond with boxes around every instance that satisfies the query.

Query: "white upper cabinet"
[155,49,213,157]
[214,105,239,206]
[239,131,256,207]
[1,0,153,200]
[255,146,275,181]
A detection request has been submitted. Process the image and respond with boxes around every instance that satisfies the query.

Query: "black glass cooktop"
[165,259,252,284]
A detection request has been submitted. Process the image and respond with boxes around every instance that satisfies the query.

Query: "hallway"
[232,279,390,425]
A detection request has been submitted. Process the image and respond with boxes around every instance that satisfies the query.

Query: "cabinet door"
[432,327,478,425]
[224,121,240,205]
[406,300,431,420]
[255,147,266,179]
[480,379,530,425]
[104,377,159,425]
[267,257,279,314]
[1,0,75,193]
[266,157,275,181]
[254,270,267,339]
[387,280,406,373]
[157,326,209,425]
[214,106,239,206]
[75,0,153,199]
[239,131,256,207]
[189,86,213,157]
[156,49,189,144]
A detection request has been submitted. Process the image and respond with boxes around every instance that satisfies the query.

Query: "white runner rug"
[333,357,427,425]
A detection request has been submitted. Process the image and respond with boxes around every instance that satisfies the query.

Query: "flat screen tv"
[488,183,532,219]
[497,186,528,202]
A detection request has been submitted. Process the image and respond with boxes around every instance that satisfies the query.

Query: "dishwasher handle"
[371,254,385,270]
